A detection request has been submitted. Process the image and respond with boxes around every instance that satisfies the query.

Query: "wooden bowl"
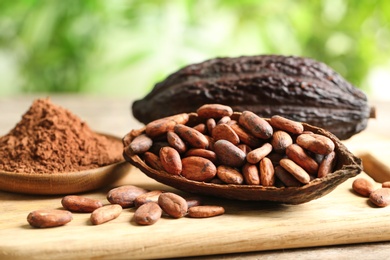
[0,134,131,195]
[123,113,362,204]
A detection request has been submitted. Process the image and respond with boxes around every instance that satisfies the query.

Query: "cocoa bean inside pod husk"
[123,111,362,204]
[132,55,375,140]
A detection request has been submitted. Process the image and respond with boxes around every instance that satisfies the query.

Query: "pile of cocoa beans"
[27,185,224,228]
[352,178,390,207]
[125,104,337,188]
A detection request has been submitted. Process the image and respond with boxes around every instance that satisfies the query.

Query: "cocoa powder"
[0,98,123,173]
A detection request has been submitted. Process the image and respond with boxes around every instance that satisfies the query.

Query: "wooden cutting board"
[1,164,390,260]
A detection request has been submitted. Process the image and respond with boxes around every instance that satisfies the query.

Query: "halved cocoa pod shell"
[123,113,362,204]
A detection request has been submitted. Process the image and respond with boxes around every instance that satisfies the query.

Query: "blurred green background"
[0,0,389,100]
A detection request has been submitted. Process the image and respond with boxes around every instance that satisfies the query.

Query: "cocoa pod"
[27,209,72,228]
[132,55,374,140]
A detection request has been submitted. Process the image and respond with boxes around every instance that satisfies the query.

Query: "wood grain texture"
[0,168,389,260]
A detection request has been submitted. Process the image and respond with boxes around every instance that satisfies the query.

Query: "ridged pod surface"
[132,55,374,140]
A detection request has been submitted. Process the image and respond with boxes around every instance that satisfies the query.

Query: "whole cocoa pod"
[132,55,374,139]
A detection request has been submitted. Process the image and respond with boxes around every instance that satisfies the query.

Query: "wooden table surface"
[1,94,390,259]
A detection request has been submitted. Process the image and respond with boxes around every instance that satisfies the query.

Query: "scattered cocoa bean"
[90,204,122,225]
[134,190,163,208]
[187,206,225,218]
[107,185,148,208]
[133,202,162,225]
[352,178,376,197]
[61,195,103,213]
[158,192,188,218]
[369,188,390,207]
[27,209,72,228]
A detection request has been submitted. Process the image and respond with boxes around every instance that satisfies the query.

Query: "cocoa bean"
[279,158,311,184]
[127,134,153,154]
[286,144,319,175]
[270,115,304,135]
[271,130,293,154]
[296,133,335,155]
[214,139,246,167]
[369,188,390,207]
[174,124,209,149]
[61,195,103,213]
[145,113,189,138]
[242,163,260,185]
[134,190,163,208]
[352,177,376,197]
[216,165,244,184]
[239,111,273,139]
[133,202,162,225]
[274,165,302,187]
[90,204,122,225]
[383,182,390,188]
[143,151,164,171]
[167,131,187,153]
[197,104,233,119]
[212,123,240,145]
[260,157,275,186]
[246,143,273,164]
[107,185,148,208]
[181,156,217,182]
[159,146,182,175]
[187,206,225,218]
[184,148,217,163]
[206,118,216,135]
[229,123,262,148]
[318,151,337,178]
[27,209,72,228]
[158,192,188,218]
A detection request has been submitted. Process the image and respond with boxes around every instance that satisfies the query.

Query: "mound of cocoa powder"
[0,98,123,173]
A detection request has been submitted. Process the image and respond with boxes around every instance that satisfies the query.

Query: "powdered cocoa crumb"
[0,98,123,173]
